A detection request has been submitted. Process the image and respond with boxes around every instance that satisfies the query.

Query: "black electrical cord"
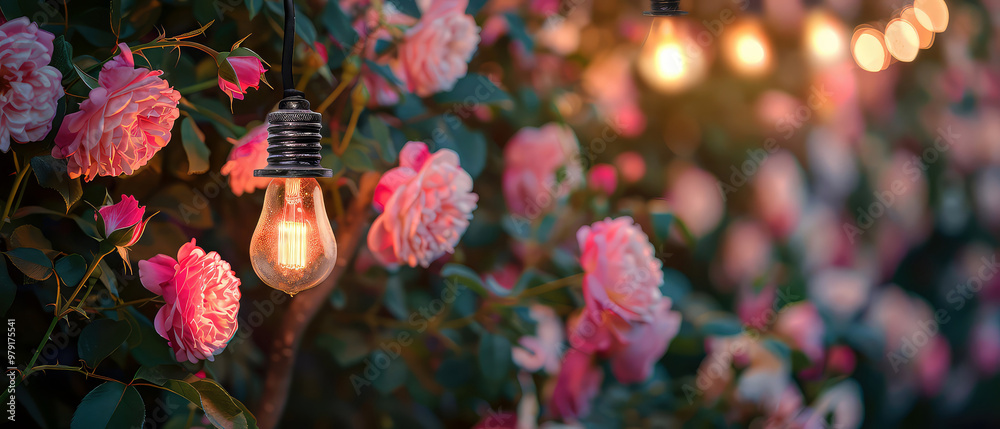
[282,0,301,98]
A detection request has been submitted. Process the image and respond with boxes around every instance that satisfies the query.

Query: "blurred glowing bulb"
[914,0,949,32]
[884,19,920,62]
[723,19,772,77]
[251,178,337,296]
[901,6,935,49]
[851,28,889,72]
[804,11,847,66]
[637,18,708,94]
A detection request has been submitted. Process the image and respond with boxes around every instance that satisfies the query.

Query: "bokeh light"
[637,18,709,94]
[722,19,773,78]
[852,27,889,72]
[913,0,950,32]
[804,10,848,67]
[884,19,920,62]
[901,6,935,49]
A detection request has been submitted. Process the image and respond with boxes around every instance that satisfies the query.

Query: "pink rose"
[665,165,724,238]
[396,0,480,96]
[96,195,149,247]
[774,302,826,377]
[53,43,180,181]
[368,142,478,268]
[550,349,602,421]
[138,239,241,363]
[511,304,564,374]
[503,123,583,218]
[0,17,63,152]
[578,217,663,322]
[587,164,617,195]
[753,151,806,239]
[218,54,268,102]
[221,124,271,196]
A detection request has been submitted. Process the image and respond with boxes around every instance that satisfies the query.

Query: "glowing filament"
[278,221,308,270]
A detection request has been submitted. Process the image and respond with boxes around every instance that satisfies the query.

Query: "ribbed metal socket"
[253,96,333,178]
[644,0,687,16]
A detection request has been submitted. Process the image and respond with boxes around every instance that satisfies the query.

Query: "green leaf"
[650,212,675,242]
[384,276,409,320]
[366,115,397,163]
[432,74,511,105]
[245,0,264,19]
[70,382,145,429]
[73,63,99,90]
[51,35,74,77]
[342,146,375,172]
[97,261,120,298]
[134,365,189,385]
[4,248,53,281]
[371,350,409,393]
[122,311,176,366]
[0,260,15,318]
[466,0,487,15]
[477,333,512,384]
[440,264,488,297]
[503,13,534,52]
[79,319,132,368]
[181,117,211,175]
[266,2,316,47]
[191,379,256,429]
[10,225,54,254]
[701,317,744,337]
[55,254,87,289]
[387,0,421,17]
[31,155,83,212]
[319,2,359,49]
[364,59,402,86]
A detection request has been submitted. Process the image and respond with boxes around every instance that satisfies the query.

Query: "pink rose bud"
[138,239,241,363]
[97,195,149,247]
[218,50,269,102]
[588,164,618,195]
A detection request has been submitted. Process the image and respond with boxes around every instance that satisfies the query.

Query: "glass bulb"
[250,178,337,296]
[637,18,709,94]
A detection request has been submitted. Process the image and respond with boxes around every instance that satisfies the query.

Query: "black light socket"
[253,92,333,179]
[645,0,687,16]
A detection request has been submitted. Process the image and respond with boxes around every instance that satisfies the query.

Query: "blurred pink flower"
[0,17,63,152]
[665,165,724,238]
[606,299,681,383]
[916,336,951,396]
[218,54,268,102]
[53,43,180,181]
[826,345,856,375]
[550,349,602,421]
[720,220,773,286]
[97,195,149,247]
[368,142,478,268]
[503,123,583,218]
[754,151,806,239]
[614,151,646,184]
[221,124,271,196]
[512,304,564,374]
[138,239,241,363]
[774,303,826,378]
[396,0,480,96]
[587,164,617,195]
[472,411,517,429]
[737,283,776,331]
[578,217,663,322]
[971,308,1000,376]
[808,269,871,324]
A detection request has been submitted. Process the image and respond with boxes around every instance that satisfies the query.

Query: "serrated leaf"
[4,248,52,281]
[51,35,74,77]
[70,383,145,429]
[31,155,83,212]
[134,365,189,385]
[440,264,488,297]
[191,379,256,429]
[181,117,210,175]
[78,318,132,368]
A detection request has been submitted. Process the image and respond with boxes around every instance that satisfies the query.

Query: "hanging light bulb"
[250,0,337,296]
[638,1,709,94]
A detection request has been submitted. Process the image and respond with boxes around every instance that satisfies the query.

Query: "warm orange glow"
[914,0,949,32]
[805,11,848,66]
[637,18,709,94]
[901,6,936,49]
[723,19,772,77]
[278,221,308,269]
[852,28,889,72]
[884,19,920,62]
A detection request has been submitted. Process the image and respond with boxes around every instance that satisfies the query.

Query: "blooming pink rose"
[0,17,63,152]
[368,142,478,268]
[53,43,180,181]
[396,0,480,96]
[550,349,602,421]
[503,123,583,218]
[578,217,663,322]
[587,164,617,195]
[138,239,241,363]
[97,195,149,247]
[221,124,271,196]
[218,54,268,102]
